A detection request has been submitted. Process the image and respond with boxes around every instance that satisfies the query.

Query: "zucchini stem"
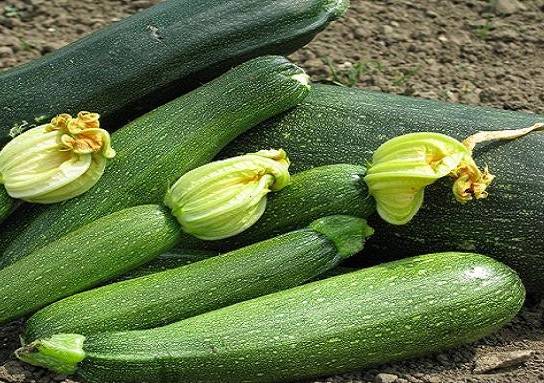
[15,334,86,374]
[309,215,374,258]
[462,123,543,151]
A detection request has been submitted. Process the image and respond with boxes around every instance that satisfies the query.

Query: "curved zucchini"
[182,163,374,251]
[0,0,348,144]
[17,252,525,382]
[0,205,181,324]
[222,84,544,292]
[24,216,372,341]
[0,56,310,266]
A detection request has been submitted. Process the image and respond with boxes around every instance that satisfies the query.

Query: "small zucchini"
[24,215,372,340]
[17,252,525,382]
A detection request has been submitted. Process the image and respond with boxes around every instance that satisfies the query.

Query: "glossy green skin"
[222,84,544,293]
[0,0,348,143]
[182,163,375,251]
[0,56,310,266]
[117,250,218,281]
[73,252,524,383]
[0,205,181,324]
[25,217,365,341]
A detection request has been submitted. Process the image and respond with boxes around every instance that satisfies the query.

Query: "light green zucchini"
[24,216,372,341]
[17,252,525,382]
[0,164,372,325]
[0,205,180,324]
[116,250,218,281]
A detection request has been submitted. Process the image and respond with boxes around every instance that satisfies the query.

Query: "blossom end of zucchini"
[165,149,290,240]
[15,334,86,375]
[0,112,115,204]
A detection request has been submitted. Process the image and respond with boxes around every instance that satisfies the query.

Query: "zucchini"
[17,252,525,382]
[182,163,374,251]
[24,215,372,341]
[116,250,218,281]
[0,0,348,144]
[0,56,310,266]
[0,205,180,325]
[222,84,544,292]
[0,163,371,324]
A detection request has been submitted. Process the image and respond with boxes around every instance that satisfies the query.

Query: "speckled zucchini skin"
[117,250,218,281]
[0,0,348,144]
[0,205,181,324]
[221,84,544,293]
[24,215,371,341]
[72,252,524,383]
[182,163,375,251]
[0,56,310,266]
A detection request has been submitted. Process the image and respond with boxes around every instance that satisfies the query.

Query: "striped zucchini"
[222,84,544,292]
[0,56,310,266]
[0,0,348,144]
[24,215,372,341]
[17,252,525,382]
[0,205,180,324]
[182,163,374,251]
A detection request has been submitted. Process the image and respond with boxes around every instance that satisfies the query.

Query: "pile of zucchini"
[0,1,542,382]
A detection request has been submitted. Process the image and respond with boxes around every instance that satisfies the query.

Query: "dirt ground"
[0,0,543,382]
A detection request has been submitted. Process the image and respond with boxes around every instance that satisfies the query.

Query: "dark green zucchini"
[17,252,525,382]
[222,84,544,292]
[24,215,372,341]
[0,205,181,325]
[0,56,310,266]
[182,163,374,251]
[0,0,348,144]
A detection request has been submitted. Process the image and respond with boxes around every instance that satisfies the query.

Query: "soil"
[0,0,543,382]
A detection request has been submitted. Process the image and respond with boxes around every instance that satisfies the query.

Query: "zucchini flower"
[0,112,115,204]
[363,133,490,226]
[364,123,543,225]
[164,149,290,240]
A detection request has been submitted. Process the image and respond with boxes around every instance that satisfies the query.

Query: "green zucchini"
[17,252,525,382]
[24,215,372,341]
[0,164,371,324]
[0,0,348,144]
[182,163,374,251]
[222,84,544,292]
[0,205,181,325]
[116,250,218,281]
[0,56,310,266]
